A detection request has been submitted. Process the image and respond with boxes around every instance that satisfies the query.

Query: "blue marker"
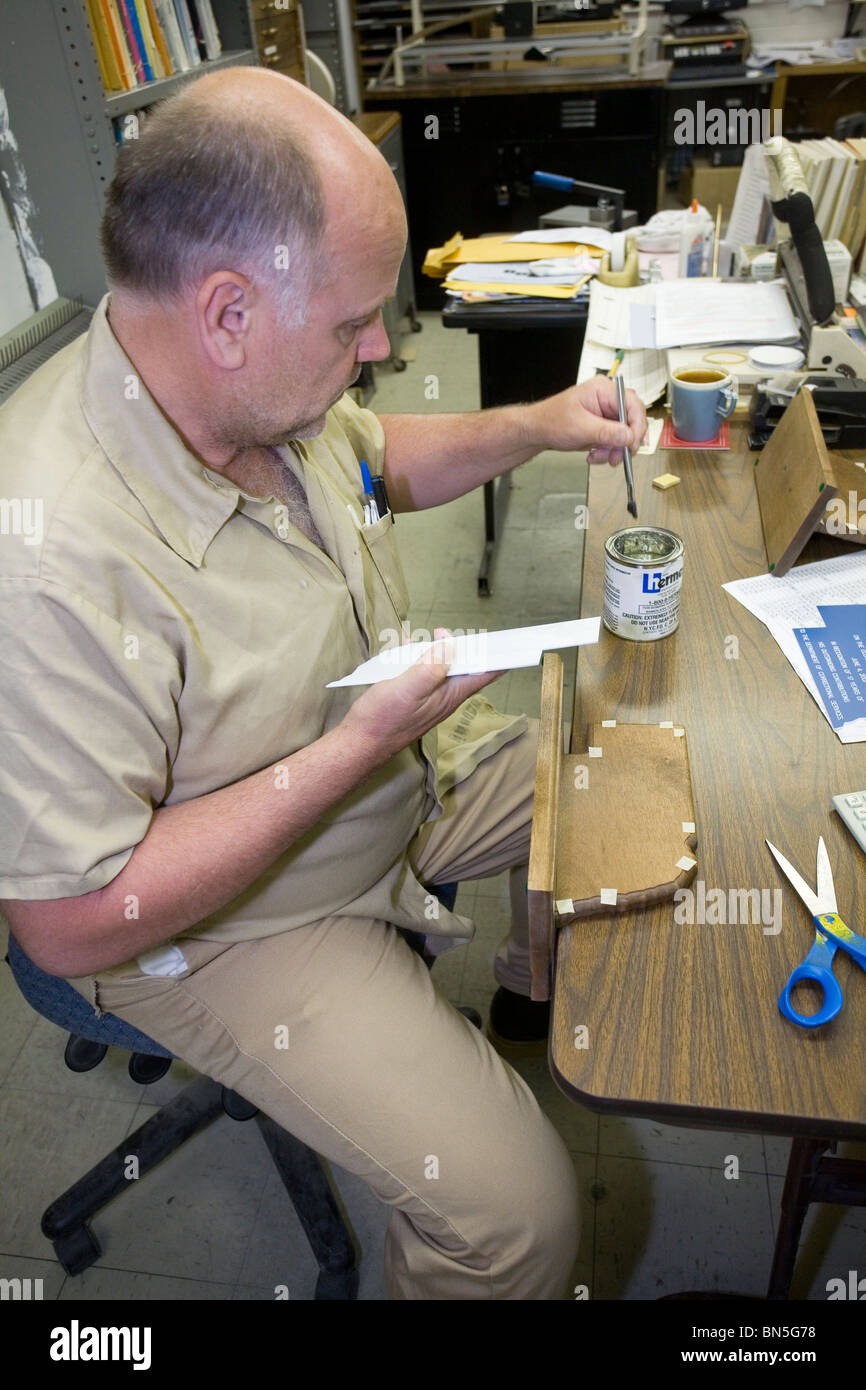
[360,459,374,497]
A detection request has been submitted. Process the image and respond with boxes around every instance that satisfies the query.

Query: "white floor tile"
[0,1252,67,1300]
[594,1155,775,1300]
[599,1114,766,1173]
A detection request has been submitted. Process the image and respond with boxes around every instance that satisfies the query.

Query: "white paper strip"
[327,617,601,687]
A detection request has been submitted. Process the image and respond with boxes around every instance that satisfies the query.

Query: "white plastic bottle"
[679,199,707,278]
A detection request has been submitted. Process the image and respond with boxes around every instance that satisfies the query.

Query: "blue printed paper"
[794,606,866,729]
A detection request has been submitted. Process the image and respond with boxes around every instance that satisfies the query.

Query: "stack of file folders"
[423,228,612,302]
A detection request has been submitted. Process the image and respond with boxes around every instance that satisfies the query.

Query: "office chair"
[5,883,475,1301]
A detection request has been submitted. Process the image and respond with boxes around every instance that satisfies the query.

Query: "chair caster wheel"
[392,356,407,372]
[128,1052,172,1084]
[49,1224,101,1276]
[64,1035,108,1072]
[222,1089,258,1121]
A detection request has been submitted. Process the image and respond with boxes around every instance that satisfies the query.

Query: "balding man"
[0,69,645,1299]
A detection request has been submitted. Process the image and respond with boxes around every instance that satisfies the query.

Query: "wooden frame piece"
[753,387,866,577]
[527,653,699,1001]
[527,652,564,1002]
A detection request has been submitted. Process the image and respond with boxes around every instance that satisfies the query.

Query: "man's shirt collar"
[79,295,241,568]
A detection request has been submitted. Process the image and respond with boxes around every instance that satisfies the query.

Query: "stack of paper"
[575,279,666,406]
[653,279,800,349]
[423,229,606,301]
[723,552,866,743]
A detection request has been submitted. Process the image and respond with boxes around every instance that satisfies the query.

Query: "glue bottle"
[679,199,707,278]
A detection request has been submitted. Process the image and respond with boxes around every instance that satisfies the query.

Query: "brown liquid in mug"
[675,370,726,384]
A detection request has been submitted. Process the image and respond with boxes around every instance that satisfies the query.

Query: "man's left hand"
[528,377,647,468]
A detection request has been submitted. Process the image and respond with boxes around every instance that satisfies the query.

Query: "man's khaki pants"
[66,722,580,1299]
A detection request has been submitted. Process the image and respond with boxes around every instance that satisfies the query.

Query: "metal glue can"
[602,526,684,641]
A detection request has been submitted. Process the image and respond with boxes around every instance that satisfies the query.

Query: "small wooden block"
[653,472,681,490]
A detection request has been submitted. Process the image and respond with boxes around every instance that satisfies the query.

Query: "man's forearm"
[378,404,543,512]
[6,721,388,978]
[377,378,646,512]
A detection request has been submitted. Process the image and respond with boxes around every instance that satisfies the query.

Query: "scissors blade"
[765,840,822,917]
[815,836,837,914]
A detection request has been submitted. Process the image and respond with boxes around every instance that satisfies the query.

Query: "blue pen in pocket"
[359,459,377,525]
[360,458,393,524]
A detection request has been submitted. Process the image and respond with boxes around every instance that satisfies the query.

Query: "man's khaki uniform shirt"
[0,296,526,955]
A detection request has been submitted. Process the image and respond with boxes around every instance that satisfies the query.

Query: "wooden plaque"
[527,653,698,1000]
[753,387,866,577]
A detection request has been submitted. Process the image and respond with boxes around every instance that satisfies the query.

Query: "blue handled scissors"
[765,836,866,1028]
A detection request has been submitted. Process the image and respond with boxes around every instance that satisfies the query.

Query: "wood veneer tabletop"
[552,422,866,1138]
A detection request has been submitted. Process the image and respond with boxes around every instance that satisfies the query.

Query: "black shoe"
[456,1005,483,1030]
[486,986,550,1059]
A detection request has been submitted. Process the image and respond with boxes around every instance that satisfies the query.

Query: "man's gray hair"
[101,82,326,325]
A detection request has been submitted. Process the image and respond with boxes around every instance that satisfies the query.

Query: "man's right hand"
[342,628,505,765]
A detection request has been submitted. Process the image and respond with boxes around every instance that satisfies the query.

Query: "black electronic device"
[749,377,866,451]
[661,15,750,71]
[503,2,535,38]
[665,0,747,14]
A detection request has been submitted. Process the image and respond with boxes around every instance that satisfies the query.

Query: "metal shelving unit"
[0,0,261,309]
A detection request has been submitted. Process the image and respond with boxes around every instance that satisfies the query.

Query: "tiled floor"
[2,312,864,1302]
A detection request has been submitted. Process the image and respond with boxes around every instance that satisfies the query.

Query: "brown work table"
[553,422,866,1137]
[545,422,866,1293]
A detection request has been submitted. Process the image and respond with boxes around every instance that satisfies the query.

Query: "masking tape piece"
[676,856,697,872]
[600,887,618,906]
[588,746,603,757]
[601,719,617,727]
[652,472,681,490]
[659,720,674,729]
[682,821,696,833]
[555,898,574,914]
[674,727,685,737]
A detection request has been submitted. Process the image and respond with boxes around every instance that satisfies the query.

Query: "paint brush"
[610,352,637,518]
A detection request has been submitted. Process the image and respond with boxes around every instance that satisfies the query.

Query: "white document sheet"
[723,552,866,742]
[723,552,866,628]
[507,227,614,251]
[653,279,799,349]
[585,279,658,350]
[637,417,665,455]
[576,336,667,407]
[725,143,771,252]
[446,257,599,286]
[327,618,601,687]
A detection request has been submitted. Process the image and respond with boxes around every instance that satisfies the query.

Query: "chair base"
[42,1074,359,1299]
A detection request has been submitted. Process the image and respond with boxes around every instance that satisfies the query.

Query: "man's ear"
[195,272,255,370]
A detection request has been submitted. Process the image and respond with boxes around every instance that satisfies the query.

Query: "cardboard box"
[677,161,742,217]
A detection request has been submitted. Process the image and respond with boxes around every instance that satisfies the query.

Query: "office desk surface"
[552,424,866,1141]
